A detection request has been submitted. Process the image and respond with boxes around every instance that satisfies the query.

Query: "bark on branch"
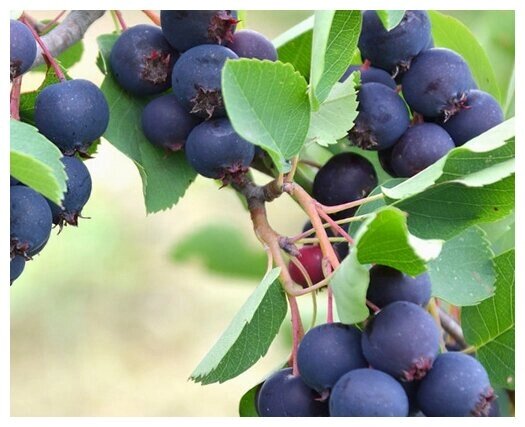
[30,10,106,69]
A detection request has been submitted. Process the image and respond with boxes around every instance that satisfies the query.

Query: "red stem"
[287,295,302,376]
[361,59,372,70]
[114,10,128,30]
[10,77,22,120]
[367,300,380,313]
[39,10,66,34]
[142,10,161,26]
[21,15,66,81]
[321,260,334,324]
[327,288,334,323]
[316,206,354,245]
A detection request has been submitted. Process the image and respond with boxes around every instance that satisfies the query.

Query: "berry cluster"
[109,11,277,183]
[257,11,504,416]
[10,19,108,284]
[257,266,496,417]
[345,10,503,178]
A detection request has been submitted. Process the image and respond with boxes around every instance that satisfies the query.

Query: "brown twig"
[29,11,105,69]
[234,177,305,374]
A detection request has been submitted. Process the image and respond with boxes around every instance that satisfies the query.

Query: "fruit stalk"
[438,306,468,349]
[113,10,127,30]
[142,10,161,26]
[284,182,341,322]
[38,10,67,35]
[320,193,384,215]
[10,76,22,120]
[21,15,66,81]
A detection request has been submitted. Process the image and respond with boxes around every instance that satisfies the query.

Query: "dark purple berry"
[47,157,92,227]
[10,19,37,80]
[367,265,432,308]
[110,24,177,96]
[313,152,378,220]
[10,255,26,284]
[34,79,109,156]
[141,94,201,151]
[349,82,410,150]
[329,368,409,416]
[10,186,53,259]
[227,29,277,61]
[340,63,397,89]
[417,352,495,416]
[171,44,238,119]
[9,19,36,80]
[10,176,20,186]
[390,123,455,177]
[288,245,324,288]
[362,301,440,381]
[185,118,255,181]
[440,90,504,146]
[358,11,431,74]
[377,145,398,177]
[161,10,238,52]
[297,323,368,392]
[257,368,329,417]
[401,48,477,119]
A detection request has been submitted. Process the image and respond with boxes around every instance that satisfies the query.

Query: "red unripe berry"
[288,246,325,288]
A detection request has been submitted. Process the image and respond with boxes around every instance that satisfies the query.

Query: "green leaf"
[331,248,370,325]
[428,226,495,306]
[222,59,310,172]
[306,72,359,147]
[384,119,515,239]
[191,268,287,384]
[10,119,67,204]
[98,34,196,213]
[348,178,405,236]
[96,33,118,75]
[462,250,515,389]
[333,205,442,325]
[274,16,314,79]
[429,11,501,103]
[239,382,261,417]
[492,221,515,256]
[170,223,267,280]
[479,211,515,255]
[310,10,361,107]
[376,10,405,31]
[355,206,443,276]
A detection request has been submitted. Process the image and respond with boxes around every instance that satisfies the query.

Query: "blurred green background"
[11,10,515,416]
